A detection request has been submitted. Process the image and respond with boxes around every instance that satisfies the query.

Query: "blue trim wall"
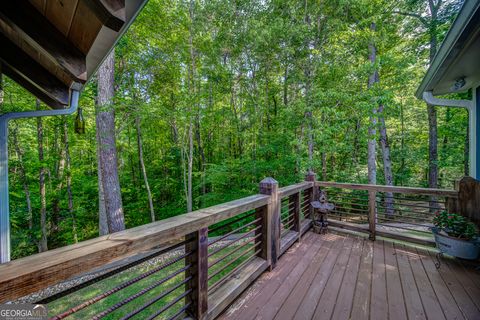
[476,86,480,179]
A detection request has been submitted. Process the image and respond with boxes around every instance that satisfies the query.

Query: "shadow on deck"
[220,231,480,320]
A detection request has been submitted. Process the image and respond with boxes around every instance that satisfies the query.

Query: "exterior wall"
[475,86,479,179]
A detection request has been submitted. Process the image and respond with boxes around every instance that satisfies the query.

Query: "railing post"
[305,170,317,219]
[289,192,301,233]
[368,190,376,241]
[186,228,208,319]
[259,177,279,270]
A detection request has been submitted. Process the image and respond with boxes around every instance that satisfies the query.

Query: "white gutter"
[0,90,80,263]
[422,91,476,178]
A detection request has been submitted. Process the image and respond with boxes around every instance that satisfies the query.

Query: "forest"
[0,0,468,259]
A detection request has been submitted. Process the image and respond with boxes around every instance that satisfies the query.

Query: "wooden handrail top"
[316,181,458,198]
[278,181,313,198]
[0,194,270,303]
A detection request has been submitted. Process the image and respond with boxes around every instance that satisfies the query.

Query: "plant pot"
[431,227,480,260]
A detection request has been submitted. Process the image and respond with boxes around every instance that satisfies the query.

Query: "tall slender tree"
[96,50,125,233]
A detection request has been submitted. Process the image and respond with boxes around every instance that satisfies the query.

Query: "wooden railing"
[0,174,462,319]
[316,181,459,245]
[0,177,314,320]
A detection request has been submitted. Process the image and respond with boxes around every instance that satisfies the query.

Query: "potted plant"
[432,211,480,260]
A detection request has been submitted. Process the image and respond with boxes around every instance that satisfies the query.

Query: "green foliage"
[1,0,467,259]
[433,211,478,240]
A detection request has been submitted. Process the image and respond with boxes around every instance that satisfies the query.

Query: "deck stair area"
[0,173,478,319]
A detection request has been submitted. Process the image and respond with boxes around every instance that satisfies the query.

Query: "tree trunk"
[367,22,378,185]
[304,0,314,166]
[12,123,33,231]
[97,129,108,236]
[399,98,406,185]
[186,0,195,212]
[96,50,125,233]
[36,99,48,252]
[378,104,394,216]
[63,117,78,242]
[52,119,66,233]
[135,116,155,222]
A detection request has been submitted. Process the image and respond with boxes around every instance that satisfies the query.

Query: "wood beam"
[82,0,126,32]
[1,65,65,109]
[0,33,70,107]
[0,2,87,83]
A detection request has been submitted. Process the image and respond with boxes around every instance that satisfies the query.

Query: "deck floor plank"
[330,236,364,320]
[220,231,480,320]
[444,258,480,312]
[394,243,426,320]
[408,246,446,320]
[384,240,408,320]
[222,233,315,320]
[310,236,355,320]
[290,235,347,320]
[256,233,332,320]
[273,233,343,320]
[416,246,465,320]
[350,238,373,320]
[370,240,388,320]
[428,250,480,320]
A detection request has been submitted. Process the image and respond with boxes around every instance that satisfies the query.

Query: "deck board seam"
[310,235,355,319]
[343,237,365,320]
[260,233,326,320]
[414,246,449,320]
[397,243,427,320]
[291,234,347,319]
[272,233,341,320]
[417,246,466,320]
[442,255,480,314]
[393,243,410,320]
[426,250,473,319]
[269,234,330,320]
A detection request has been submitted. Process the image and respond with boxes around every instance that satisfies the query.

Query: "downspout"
[0,89,80,263]
[422,90,476,178]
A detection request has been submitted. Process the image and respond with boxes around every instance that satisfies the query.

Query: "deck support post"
[185,227,208,319]
[368,190,376,240]
[259,177,279,270]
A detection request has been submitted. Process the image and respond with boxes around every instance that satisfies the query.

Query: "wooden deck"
[219,231,480,320]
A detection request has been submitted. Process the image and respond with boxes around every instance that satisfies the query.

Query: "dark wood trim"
[1,65,65,109]
[0,33,70,106]
[82,0,126,31]
[186,228,208,319]
[0,1,87,83]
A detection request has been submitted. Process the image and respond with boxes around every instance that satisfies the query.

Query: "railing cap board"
[278,181,313,198]
[315,181,458,198]
[0,194,270,303]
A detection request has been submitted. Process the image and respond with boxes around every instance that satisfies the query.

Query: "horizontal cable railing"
[0,176,460,319]
[316,181,458,245]
[0,177,314,320]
